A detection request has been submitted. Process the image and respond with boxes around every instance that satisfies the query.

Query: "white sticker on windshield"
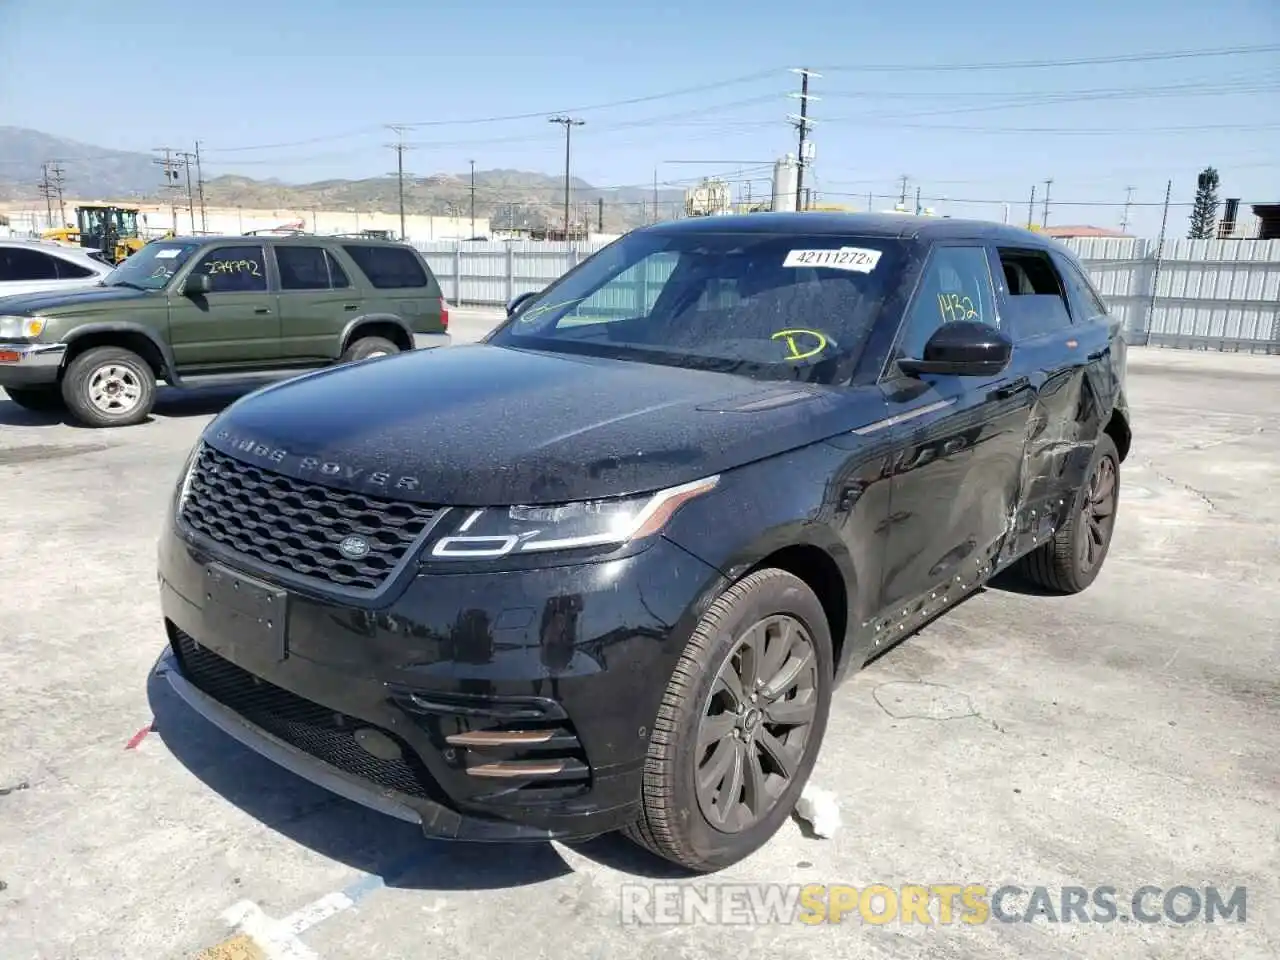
[783,247,882,273]
[155,249,181,259]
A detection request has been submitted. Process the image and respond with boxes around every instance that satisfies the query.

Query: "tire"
[60,346,156,428]
[1019,432,1120,594]
[624,568,834,872]
[341,336,400,363]
[4,385,65,413]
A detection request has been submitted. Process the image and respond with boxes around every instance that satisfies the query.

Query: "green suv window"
[342,244,429,289]
[277,246,351,291]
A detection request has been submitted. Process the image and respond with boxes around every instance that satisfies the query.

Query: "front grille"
[171,627,441,801]
[181,444,438,591]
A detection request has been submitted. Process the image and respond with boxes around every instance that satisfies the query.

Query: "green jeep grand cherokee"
[0,234,450,427]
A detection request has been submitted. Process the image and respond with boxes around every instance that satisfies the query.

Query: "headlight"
[428,475,720,560]
[173,442,202,517]
[0,315,47,339]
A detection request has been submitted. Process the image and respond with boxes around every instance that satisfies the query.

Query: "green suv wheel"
[341,336,401,363]
[4,385,66,413]
[61,346,157,428]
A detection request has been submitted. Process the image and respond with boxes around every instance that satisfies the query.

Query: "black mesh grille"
[180,444,438,591]
[171,628,440,801]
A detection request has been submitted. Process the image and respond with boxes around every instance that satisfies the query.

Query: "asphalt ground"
[0,315,1276,959]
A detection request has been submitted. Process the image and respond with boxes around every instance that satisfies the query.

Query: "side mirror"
[898,321,1012,378]
[506,290,539,317]
[184,273,212,297]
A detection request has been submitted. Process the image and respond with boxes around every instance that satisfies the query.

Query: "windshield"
[487,229,907,383]
[103,241,201,290]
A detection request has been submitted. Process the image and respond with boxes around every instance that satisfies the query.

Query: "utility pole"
[177,151,197,232]
[468,159,476,238]
[789,68,820,210]
[1041,178,1053,228]
[899,175,909,207]
[1026,184,1036,229]
[597,197,603,233]
[49,162,67,226]
[914,185,921,215]
[1120,185,1135,233]
[386,125,411,240]
[37,163,55,229]
[194,140,208,233]
[653,169,659,224]
[1145,179,1173,346]
[548,115,584,239]
[154,148,184,232]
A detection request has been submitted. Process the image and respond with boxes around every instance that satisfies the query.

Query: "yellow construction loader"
[41,205,154,263]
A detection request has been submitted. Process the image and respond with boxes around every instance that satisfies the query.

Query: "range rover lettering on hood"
[212,429,425,492]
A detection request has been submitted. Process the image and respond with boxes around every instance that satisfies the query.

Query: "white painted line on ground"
[221,900,322,960]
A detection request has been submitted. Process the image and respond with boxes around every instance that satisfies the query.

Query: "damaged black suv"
[155,213,1130,872]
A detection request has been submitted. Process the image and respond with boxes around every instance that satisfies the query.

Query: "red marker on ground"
[125,722,153,750]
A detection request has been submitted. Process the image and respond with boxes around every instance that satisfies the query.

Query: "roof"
[151,234,411,246]
[644,211,1061,246]
[0,238,114,264]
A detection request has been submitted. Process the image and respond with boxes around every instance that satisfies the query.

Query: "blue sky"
[1,0,1276,236]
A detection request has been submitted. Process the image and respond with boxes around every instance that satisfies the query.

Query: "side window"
[996,248,1073,339]
[341,244,428,289]
[325,251,351,289]
[1053,252,1109,319]
[1,248,60,281]
[276,246,330,291]
[191,245,268,293]
[896,245,998,362]
[55,257,96,280]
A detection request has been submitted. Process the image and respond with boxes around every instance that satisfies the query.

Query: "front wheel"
[61,346,157,428]
[4,385,65,413]
[625,568,833,872]
[1019,432,1120,593]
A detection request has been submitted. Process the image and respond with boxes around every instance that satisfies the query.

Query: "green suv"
[0,234,450,427]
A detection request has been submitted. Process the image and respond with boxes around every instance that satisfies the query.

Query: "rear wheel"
[4,385,65,413]
[624,568,833,872]
[1019,432,1120,593]
[341,336,400,363]
[61,346,156,428]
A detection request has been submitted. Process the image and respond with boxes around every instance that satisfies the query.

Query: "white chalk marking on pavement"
[221,900,322,960]
[281,891,356,935]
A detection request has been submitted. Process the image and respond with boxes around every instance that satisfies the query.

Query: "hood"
[0,284,149,315]
[205,344,880,505]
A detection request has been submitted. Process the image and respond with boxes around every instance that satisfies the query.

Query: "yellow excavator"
[42,205,159,263]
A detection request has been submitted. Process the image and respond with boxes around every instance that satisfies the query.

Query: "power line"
[816,42,1280,73]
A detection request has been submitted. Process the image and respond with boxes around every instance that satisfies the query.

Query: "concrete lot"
[0,318,1276,959]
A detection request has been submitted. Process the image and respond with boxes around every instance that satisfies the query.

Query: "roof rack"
[242,228,312,236]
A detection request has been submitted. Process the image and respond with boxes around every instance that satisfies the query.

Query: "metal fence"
[417,236,1280,354]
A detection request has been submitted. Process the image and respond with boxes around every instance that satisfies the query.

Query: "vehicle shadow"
[145,665,689,887]
[984,569,1067,597]
[0,380,283,428]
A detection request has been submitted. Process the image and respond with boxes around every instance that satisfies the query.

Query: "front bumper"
[157,518,723,841]
[0,341,66,387]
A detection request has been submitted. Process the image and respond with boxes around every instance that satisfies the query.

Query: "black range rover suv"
[156,213,1130,872]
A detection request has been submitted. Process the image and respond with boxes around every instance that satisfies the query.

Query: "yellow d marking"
[771,328,828,361]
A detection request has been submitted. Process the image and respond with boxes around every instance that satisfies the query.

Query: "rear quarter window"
[341,244,432,290]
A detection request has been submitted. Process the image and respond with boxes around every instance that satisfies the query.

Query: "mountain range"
[0,127,684,232]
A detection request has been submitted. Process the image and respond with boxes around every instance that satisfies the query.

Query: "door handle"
[343,304,358,311]
[254,307,271,315]
[993,376,1030,399]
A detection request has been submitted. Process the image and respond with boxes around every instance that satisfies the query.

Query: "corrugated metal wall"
[418,237,1280,353]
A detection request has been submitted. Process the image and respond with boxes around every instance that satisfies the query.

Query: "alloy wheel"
[1078,454,1118,573]
[695,614,819,833]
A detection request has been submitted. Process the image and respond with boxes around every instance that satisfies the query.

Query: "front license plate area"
[202,562,288,661]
